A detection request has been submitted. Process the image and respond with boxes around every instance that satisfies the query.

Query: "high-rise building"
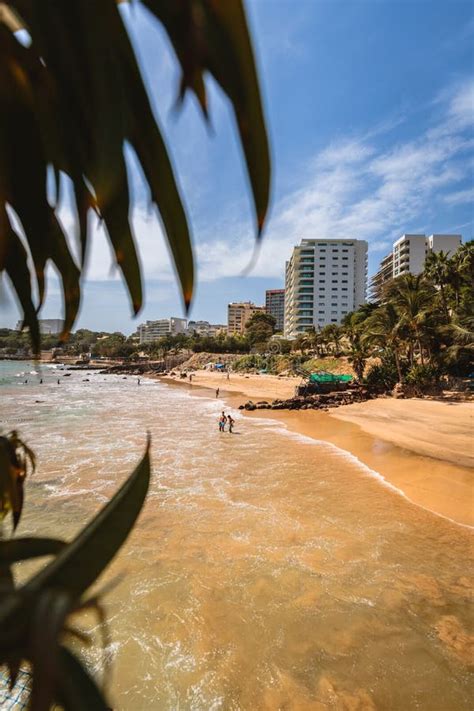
[369,252,393,302]
[371,234,462,299]
[265,289,285,332]
[227,302,265,335]
[138,317,187,344]
[284,239,368,338]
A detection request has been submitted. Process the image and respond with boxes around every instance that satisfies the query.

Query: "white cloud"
[443,186,474,206]
[193,79,474,280]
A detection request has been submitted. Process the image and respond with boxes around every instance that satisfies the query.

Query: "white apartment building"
[393,234,461,278]
[284,239,368,338]
[138,317,187,344]
[227,302,265,335]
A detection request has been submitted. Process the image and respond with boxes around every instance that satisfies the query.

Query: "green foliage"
[0,0,271,353]
[405,363,440,392]
[0,2,272,707]
[364,353,404,393]
[245,311,275,347]
[0,440,151,710]
[232,354,269,371]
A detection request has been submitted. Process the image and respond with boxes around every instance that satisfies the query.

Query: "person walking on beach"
[138,378,141,386]
[228,415,235,433]
[216,387,220,398]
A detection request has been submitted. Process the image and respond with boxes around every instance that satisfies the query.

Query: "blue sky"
[2,0,473,333]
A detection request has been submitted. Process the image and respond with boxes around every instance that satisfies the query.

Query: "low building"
[265,289,285,332]
[138,317,187,344]
[16,318,63,335]
[186,321,227,337]
[227,302,265,335]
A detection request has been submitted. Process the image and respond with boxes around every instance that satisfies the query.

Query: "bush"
[405,364,440,392]
[364,354,403,392]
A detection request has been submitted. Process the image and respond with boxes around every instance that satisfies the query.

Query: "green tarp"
[309,373,353,383]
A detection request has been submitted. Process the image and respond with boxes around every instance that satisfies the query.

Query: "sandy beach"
[161,370,474,527]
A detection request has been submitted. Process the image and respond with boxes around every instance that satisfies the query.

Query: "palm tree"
[424,250,452,321]
[451,241,474,310]
[347,342,369,381]
[0,1,270,354]
[0,3,271,708]
[385,274,435,366]
[363,302,405,382]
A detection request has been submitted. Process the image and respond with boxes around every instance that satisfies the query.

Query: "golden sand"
[161,371,474,527]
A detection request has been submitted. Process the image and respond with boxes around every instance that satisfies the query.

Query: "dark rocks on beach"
[241,386,372,413]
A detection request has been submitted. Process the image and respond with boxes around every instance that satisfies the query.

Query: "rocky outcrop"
[239,386,372,412]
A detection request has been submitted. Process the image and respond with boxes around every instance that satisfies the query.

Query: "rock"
[238,405,245,410]
[392,382,406,399]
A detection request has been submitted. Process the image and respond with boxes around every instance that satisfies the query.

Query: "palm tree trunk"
[394,349,403,382]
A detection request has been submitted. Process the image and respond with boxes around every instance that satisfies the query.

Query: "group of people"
[219,411,235,433]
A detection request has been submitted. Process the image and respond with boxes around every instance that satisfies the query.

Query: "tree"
[363,302,405,382]
[245,312,275,346]
[0,0,270,355]
[424,250,452,321]
[384,274,435,366]
[347,342,369,381]
[0,3,271,708]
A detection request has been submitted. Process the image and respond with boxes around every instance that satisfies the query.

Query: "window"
[342,257,348,260]
[342,280,348,283]
[332,280,338,283]
[331,303,337,306]
[342,249,348,253]
[342,288,348,291]
[332,287,338,291]
[319,279,325,283]
[318,310,325,314]
[331,318,337,322]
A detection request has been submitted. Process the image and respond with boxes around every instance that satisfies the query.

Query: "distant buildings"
[15,318,63,335]
[370,233,462,300]
[369,252,393,302]
[186,321,226,337]
[284,239,368,338]
[227,301,265,335]
[265,289,285,332]
[138,317,187,344]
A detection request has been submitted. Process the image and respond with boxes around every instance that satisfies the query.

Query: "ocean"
[1,360,472,710]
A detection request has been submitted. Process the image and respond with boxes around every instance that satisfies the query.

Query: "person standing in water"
[216,387,220,398]
[219,412,227,432]
[228,415,235,433]
[138,378,141,386]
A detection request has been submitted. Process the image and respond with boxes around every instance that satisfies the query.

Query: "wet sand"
[160,373,474,527]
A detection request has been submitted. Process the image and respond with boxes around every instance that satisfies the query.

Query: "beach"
[161,370,474,526]
[2,361,473,710]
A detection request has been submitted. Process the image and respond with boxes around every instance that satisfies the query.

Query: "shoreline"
[156,372,474,528]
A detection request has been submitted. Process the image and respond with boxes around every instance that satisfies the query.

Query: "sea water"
[0,361,472,710]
